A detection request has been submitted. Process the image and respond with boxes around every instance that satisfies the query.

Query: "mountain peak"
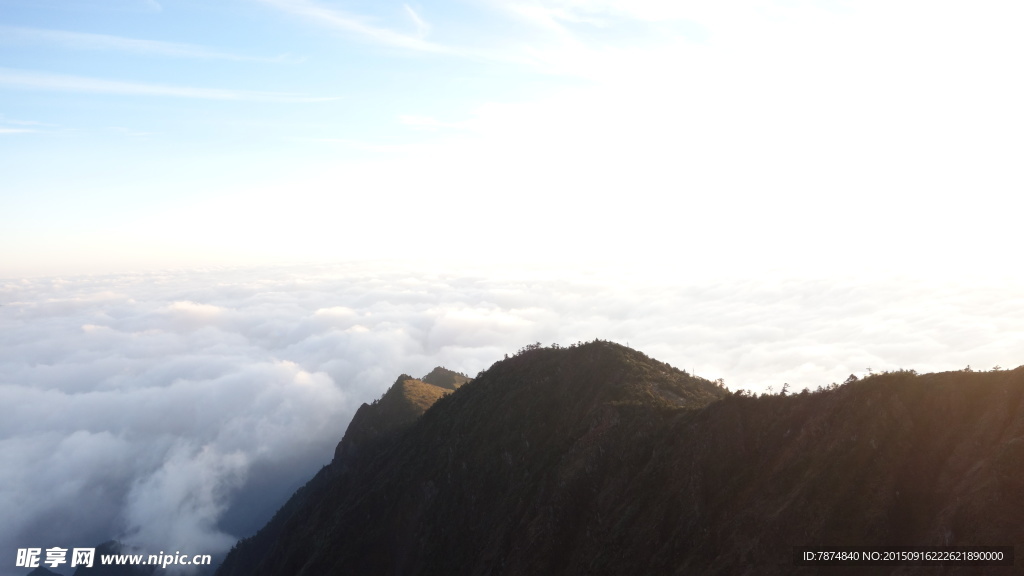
[332,370,467,463]
[420,366,471,390]
[481,339,723,410]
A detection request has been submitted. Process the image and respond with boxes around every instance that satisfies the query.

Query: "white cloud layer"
[1,263,1023,573]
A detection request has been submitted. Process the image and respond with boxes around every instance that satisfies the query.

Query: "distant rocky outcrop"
[333,369,468,463]
[421,366,471,391]
[217,341,1024,575]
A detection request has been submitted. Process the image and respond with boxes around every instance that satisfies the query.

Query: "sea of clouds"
[2,262,1022,574]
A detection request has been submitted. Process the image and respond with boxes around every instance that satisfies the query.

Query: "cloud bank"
[1,263,1022,573]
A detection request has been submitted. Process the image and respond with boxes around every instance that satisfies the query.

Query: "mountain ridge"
[217,341,1024,575]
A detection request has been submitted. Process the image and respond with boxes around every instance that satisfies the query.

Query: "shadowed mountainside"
[217,341,1024,575]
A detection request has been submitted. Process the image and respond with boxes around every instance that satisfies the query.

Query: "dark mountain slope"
[218,342,1024,575]
[218,369,465,576]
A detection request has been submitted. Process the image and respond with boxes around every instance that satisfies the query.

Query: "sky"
[1,0,1022,276]
[2,0,1024,574]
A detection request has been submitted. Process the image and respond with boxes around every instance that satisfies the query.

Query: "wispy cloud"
[0,25,297,63]
[301,137,406,152]
[107,126,157,137]
[403,4,430,38]
[0,68,337,102]
[257,0,454,54]
[0,114,51,134]
[0,114,54,127]
[398,114,464,130]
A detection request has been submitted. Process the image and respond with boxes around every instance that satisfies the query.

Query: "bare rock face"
[218,342,1024,576]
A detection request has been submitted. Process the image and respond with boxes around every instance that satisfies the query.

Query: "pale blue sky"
[2,0,1022,278]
